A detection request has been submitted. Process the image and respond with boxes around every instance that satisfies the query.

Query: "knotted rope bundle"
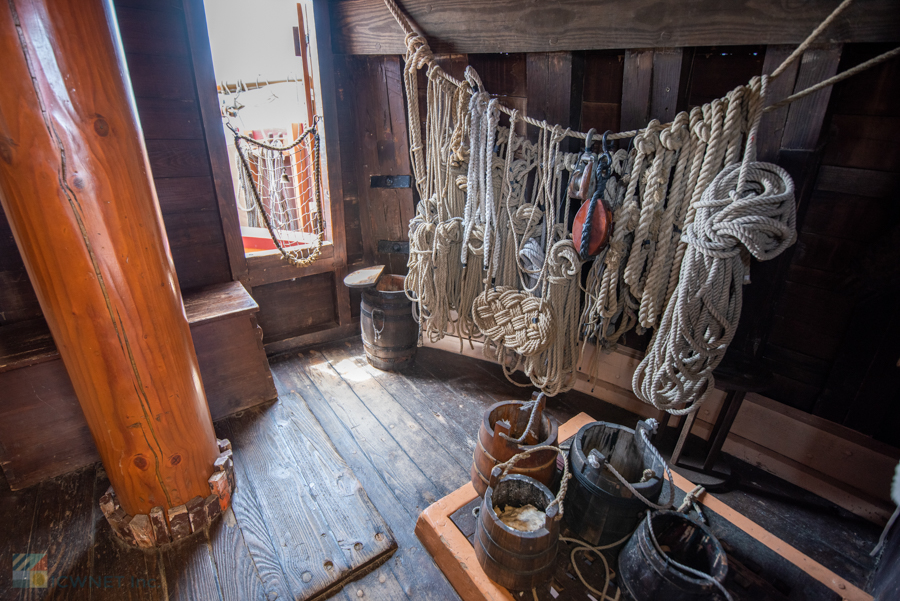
[633,146,796,414]
[473,286,556,357]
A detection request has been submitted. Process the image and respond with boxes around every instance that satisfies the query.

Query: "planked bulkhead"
[0,0,898,507]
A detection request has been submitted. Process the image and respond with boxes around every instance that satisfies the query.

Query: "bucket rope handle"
[646,511,735,601]
[600,419,675,511]
[499,392,545,444]
[372,308,385,342]
[492,444,569,520]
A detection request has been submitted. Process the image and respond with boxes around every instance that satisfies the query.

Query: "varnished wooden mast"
[0,0,219,516]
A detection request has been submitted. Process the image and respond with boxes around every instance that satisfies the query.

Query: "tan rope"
[764,46,900,113]
[493,445,570,519]
[769,0,855,79]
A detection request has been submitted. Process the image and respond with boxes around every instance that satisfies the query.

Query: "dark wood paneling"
[822,114,900,172]
[348,55,416,275]
[467,53,527,96]
[116,5,189,57]
[334,55,365,265]
[684,46,765,108]
[154,175,219,214]
[331,0,900,55]
[0,270,40,325]
[781,45,842,151]
[247,247,335,289]
[253,272,337,344]
[582,51,624,104]
[134,97,204,140]
[146,138,213,178]
[620,49,652,132]
[170,241,233,288]
[649,48,684,123]
[124,52,197,101]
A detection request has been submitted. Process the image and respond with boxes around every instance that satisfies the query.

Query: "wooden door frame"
[181,0,354,338]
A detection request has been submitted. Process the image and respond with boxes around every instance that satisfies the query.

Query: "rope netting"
[231,120,325,267]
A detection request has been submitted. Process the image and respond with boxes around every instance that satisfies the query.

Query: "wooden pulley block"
[573,197,613,257]
[573,130,615,259]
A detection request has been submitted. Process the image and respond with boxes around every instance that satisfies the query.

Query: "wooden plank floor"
[0,336,884,600]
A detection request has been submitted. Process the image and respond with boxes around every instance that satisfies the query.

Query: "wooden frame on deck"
[415,413,873,601]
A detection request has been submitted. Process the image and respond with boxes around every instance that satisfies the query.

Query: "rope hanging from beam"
[385,0,898,406]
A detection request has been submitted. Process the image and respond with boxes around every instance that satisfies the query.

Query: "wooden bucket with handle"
[471,393,559,497]
[475,447,568,591]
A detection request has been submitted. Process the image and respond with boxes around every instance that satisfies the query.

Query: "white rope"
[632,78,797,415]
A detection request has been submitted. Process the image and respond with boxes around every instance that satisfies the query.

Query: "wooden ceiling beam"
[331,0,900,55]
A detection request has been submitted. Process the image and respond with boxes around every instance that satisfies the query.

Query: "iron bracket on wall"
[378,240,410,254]
[370,175,411,189]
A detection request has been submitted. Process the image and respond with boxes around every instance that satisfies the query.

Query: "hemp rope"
[633,77,798,415]
[388,0,896,393]
[493,445,570,519]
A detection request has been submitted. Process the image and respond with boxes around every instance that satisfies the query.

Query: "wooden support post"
[0,0,220,516]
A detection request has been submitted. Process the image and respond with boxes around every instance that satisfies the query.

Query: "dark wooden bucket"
[475,472,560,591]
[360,274,418,372]
[564,420,664,546]
[471,396,559,497]
[618,510,728,600]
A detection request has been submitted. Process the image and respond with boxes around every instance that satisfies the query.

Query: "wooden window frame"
[183,0,349,317]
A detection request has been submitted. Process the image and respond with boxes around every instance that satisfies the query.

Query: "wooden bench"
[0,281,276,490]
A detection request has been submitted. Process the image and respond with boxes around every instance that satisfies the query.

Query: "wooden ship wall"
[1,0,899,525]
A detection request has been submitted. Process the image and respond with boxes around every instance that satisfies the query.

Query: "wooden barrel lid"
[343,265,385,288]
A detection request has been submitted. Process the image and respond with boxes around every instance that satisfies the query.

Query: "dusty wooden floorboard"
[0,467,40,601]
[272,356,461,601]
[90,468,165,601]
[22,466,94,601]
[269,392,398,568]
[225,403,389,601]
[293,351,444,513]
[161,532,222,601]
[318,345,471,489]
[214,420,295,601]
[206,509,269,601]
[330,340,478,468]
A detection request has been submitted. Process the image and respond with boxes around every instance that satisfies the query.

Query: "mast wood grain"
[0,0,219,515]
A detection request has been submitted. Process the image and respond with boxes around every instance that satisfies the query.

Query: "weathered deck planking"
[294,351,446,512]
[326,342,478,469]
[206,510,270,601]
[317,346,471,483]
[22,468,95,601]
[211,424,295,601]
[223,403,396,601]
[272,358,462,601]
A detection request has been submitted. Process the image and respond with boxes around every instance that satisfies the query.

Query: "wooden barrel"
[360,275,418,371]
[564,420,665,546]
[618,510,728,600]
[475,474,559,591]
[471,397,559,497]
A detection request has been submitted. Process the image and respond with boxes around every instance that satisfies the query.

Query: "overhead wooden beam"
[331,0,900,55]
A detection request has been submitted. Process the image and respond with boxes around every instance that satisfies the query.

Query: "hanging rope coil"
[633,158,796,414]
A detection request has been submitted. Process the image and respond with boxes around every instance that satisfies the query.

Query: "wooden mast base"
[98,439,235,548]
